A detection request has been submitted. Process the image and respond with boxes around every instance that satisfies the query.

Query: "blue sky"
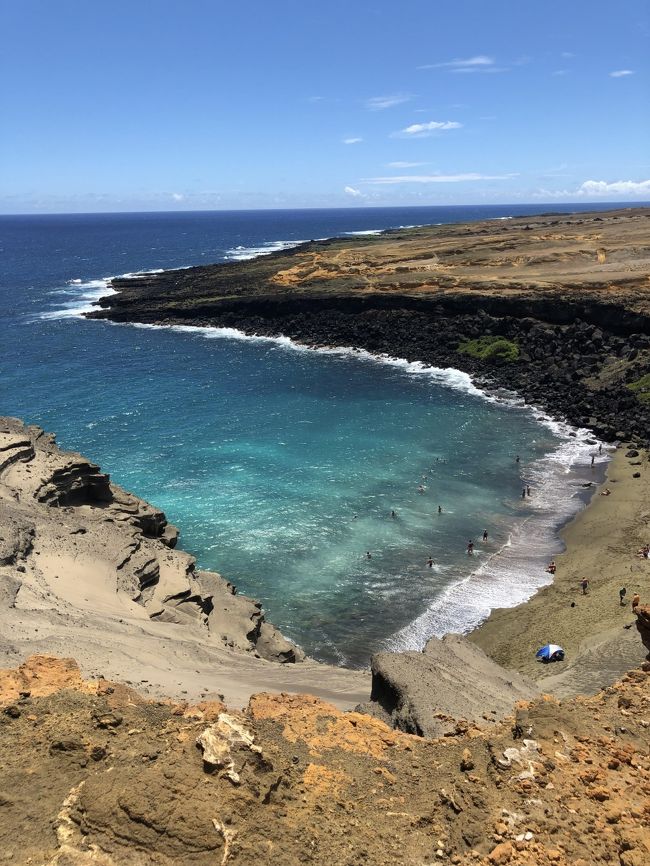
[1,0,648,212]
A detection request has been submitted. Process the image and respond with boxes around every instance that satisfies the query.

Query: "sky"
[1,0,648,213]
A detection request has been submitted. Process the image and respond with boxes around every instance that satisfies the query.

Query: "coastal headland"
[89,207,650,445]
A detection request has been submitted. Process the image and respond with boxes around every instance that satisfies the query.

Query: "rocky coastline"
[88,207,650,446]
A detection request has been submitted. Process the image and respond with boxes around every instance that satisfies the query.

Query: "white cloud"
[418,55,494,70]
[393,120,461,138]
[609,69,634,77]
[362,173,517,185]
[579,179,650,195]
[387,161,428,168]
[366,93,412,111]
[343,137,363,145]
[344,185,365,197]
[171,193,185,201]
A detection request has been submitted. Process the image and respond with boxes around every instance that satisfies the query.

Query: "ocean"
[1,204,615,665]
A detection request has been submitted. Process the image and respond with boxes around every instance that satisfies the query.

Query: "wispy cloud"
[387,161,428,168]
[171,193,185,201]
[418,55,506,73]
[579,178,650,194]
[609,69,634,77]
[344,186,365,197]
[393,120,461,138]
[362,173,517,185]
[343,137,363,145]
[365,93,412,111]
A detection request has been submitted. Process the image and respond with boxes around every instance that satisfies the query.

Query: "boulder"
[357,633,539,737]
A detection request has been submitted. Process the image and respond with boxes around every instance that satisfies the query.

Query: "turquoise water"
[1,207,608,664]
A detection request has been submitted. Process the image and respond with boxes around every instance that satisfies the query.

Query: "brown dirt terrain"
[1,655,648,866]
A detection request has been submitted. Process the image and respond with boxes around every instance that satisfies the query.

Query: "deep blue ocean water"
[0,204,619,665]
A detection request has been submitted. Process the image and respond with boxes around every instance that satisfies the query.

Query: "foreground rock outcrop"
[0,655,648,866]
[358,634,539,737]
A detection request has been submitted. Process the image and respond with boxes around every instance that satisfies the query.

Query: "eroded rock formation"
[357,633,540,737]
[0,417,302,664]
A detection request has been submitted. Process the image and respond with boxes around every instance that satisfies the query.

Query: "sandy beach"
[471,446,649,693]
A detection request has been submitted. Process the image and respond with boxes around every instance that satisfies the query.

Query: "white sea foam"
[40,279,117,319]
[39,269,170,320]
[224,239,308,261]
[386,431,605,653]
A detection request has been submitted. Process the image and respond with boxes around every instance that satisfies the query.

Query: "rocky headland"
[88,207,650,445]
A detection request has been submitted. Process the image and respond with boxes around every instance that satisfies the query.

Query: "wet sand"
[470,446,649,694]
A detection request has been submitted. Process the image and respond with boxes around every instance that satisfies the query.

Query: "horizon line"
[1,200,648,219]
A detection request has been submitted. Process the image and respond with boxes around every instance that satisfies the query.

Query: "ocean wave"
[39,279,117,319]
[385,432,604,653]
[224,239,309,261]
[39,269,170,320]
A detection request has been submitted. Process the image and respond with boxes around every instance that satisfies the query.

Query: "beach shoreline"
[470,446,649,692]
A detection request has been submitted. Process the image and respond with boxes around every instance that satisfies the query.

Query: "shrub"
[627,373,650,404]
[457,336,520,363]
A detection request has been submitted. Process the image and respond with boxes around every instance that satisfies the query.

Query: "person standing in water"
[482,529,488,542]
[438,505,442,514]
[515,455,520,464]
[427,557,434,568]
[467,540,474,555]
[366,551,372,560]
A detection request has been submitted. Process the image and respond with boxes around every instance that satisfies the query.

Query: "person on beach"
[600,488,611,496]
[467,540,474,555]
[636,544,649,558]
[619,587,627,606]
[591,455,595,467]
[482,529,488,542]
[632,592,641,611]
[427,557,434,568]
[547,560,556,574]
[580,578,589,595]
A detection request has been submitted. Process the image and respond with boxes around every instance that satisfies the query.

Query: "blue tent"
[536,643,565,663]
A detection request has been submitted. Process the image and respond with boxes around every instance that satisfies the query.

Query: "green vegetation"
[457,335,520,363]
[627,373,650,404]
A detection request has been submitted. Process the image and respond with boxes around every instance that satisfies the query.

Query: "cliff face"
[0,417,302,665]
[87,208,650,444]
[0,655,648,866]
[637,605,650,658]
